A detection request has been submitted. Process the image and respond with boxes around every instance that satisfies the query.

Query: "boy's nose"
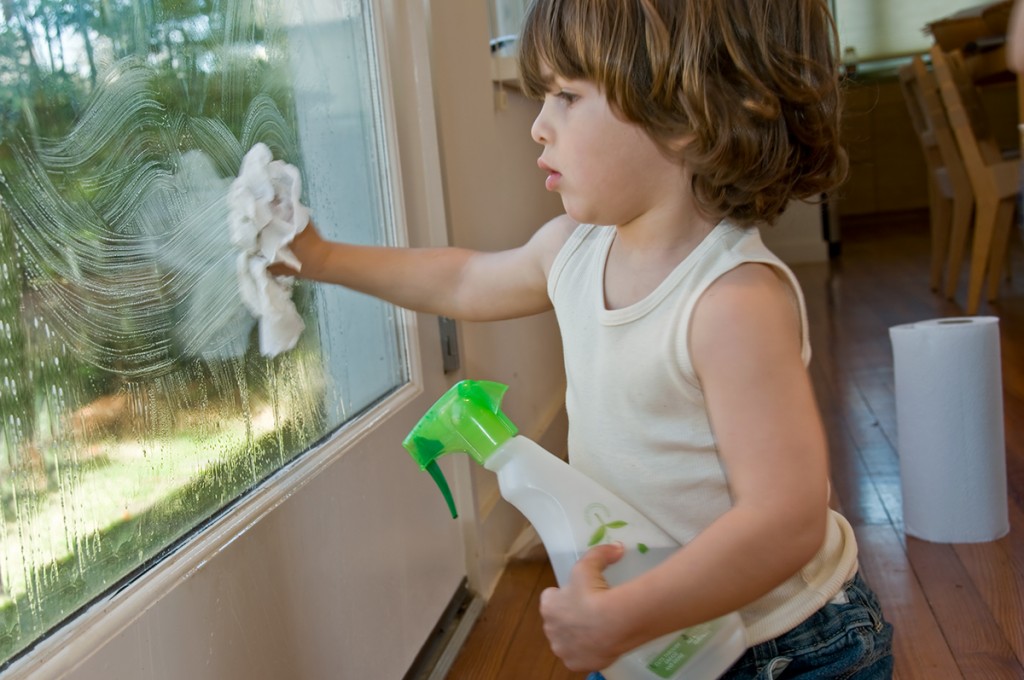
[531,103,551,145]
[530,118,546,145]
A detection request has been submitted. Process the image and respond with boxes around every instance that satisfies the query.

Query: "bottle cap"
[403,380,518,518]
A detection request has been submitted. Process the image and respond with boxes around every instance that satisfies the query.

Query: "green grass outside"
[0,411,317,664]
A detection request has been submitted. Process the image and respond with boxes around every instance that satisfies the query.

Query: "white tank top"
[547,221,858,644]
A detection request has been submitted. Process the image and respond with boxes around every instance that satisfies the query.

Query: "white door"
[0,1,464,678]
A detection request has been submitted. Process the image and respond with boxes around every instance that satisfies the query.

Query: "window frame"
[0,0,454,674]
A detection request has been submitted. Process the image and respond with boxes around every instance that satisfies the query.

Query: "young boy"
[277,1,894,676]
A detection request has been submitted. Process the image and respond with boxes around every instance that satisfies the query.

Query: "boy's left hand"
[539,542,625,672]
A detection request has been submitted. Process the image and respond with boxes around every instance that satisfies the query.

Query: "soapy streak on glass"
[4,63,300,376]
[0,0,405,666]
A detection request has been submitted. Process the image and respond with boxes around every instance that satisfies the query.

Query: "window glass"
[488,0,528,54]
[0,0,406,665]
[833,0,990,63]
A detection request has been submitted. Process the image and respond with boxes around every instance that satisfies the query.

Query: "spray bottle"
[403,380,746,680]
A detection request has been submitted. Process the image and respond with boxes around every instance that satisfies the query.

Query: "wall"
[426,0,568,598]
[761,201,830,263]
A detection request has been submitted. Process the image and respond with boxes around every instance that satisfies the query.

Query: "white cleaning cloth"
[228,143,308,357]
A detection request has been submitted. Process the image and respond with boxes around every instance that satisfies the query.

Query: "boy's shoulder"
[537,213,580,244]
[530,213,581,273]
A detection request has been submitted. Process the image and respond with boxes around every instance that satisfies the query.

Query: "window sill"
[491,54,519,87]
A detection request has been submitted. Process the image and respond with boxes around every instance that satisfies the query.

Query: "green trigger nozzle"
[402,380,519,519]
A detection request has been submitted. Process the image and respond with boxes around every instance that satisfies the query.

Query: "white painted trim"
[2,378,425,680]
[2,0,445,675]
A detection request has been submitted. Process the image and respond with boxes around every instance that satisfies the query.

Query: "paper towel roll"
[889,316,1009,543]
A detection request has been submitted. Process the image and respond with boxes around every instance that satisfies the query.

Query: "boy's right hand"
[269,219,325,278]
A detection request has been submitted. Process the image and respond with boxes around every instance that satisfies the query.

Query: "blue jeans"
[587,572,893,680]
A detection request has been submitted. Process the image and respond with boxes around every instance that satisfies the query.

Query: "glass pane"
[833,0,986,63]
[0,0,406,665]
[488,0,529,55]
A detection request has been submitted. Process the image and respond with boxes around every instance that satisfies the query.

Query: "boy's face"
[531,73,686,227]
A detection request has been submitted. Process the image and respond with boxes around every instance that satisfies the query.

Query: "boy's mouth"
[545,171,562,191]
[538,158,561,191]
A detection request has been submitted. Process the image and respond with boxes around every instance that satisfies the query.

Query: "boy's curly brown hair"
[518,0,848,226]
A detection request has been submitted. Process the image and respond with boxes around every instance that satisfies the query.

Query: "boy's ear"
[660,133,694,160]
[665,133,694,154]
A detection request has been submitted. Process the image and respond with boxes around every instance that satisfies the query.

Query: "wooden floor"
[446,210,1024,680]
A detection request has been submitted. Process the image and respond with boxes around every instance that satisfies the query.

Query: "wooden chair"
[898,56,974,294]
[929,44,1019,314]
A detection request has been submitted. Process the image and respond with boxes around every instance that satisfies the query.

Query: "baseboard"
[403,579,485,680]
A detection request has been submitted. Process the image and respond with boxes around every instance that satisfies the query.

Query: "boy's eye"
[554,90,579,104]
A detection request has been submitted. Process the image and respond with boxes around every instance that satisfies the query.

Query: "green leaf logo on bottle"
[584,503,629,546]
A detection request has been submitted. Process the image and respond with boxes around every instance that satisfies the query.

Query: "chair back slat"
[930,45,1004,172]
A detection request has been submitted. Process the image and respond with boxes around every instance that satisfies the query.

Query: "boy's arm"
[280,214,578,321]
[540,263,831,671]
